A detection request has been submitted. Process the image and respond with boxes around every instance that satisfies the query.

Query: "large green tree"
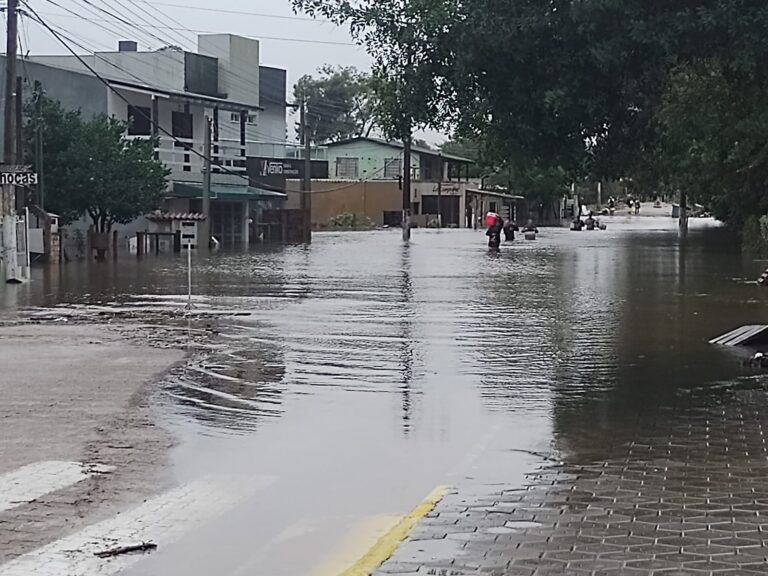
[25,98,169,233]
[294,65,377,143]
[292,0,454,141]
[294,0,768,237]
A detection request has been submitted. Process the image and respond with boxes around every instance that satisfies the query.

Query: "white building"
[14,34,289,248]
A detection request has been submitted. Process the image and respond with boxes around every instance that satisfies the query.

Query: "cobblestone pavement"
[376,384,768,575]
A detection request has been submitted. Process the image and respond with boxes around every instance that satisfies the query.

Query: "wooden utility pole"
[3,0,17,167]
[300,98,312,244]
[402,125,412,241]
[2,0,21,283]
[200,116,212,251]
[15,75,23,212]
[34,81,44,210]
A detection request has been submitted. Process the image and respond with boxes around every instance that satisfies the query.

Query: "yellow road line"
[312,515,402,576]
[339,485,450,576]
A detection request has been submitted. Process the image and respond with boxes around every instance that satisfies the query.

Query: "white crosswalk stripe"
[0,475,275,576]
[0,461,114,513]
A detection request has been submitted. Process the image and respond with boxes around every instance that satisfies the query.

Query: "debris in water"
[94,542,157,558]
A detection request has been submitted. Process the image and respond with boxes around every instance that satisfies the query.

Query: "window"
[172,111,193,139]
[127,105,152,136]
[384,157,402,179]
[336,157,359,178]
[230,112,257,124]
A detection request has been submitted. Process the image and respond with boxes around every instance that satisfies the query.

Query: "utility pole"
[300,98,312,244]
[402,125,412,241]
[15,75,23,212]
[436,152,443,228]
[34,81,44,210]
[2,0,21,283]
[200,116,212,251]
[3,0,17,165]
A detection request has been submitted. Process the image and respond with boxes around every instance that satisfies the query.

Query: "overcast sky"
[19,0,445,143]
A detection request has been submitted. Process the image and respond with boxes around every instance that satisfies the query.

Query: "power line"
[76,0,177,48]
[134,0,329,23]
[33,5,287,148]
[110,0,193,50]
[39,1,265,108]
[36,8,356,46]
[22,3,391,196]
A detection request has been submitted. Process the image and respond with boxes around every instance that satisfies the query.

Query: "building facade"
[1,34,291,250]
[309,137,477,228]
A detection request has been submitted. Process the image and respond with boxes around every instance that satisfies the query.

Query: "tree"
[294,0,768,238]
[294,66,376,144]
[23,96,82,220]
[293,0,456,240]
[25,97,169,236]
[444,0,768,232]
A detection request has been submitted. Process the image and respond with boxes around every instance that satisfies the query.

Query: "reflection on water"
[5,221,768,463]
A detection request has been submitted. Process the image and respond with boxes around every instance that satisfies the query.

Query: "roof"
[324,137,474,164]
[170,182,286,200]
[109,79,263,112]
[466,188,525,200]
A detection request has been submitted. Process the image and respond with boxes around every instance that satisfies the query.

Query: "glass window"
[230,113,257,124]
[384,157,402,179]
[127,105,152,136]
[336,157,359,178]
[172,111,193,139]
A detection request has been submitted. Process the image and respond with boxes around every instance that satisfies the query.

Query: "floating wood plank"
[709,325,768,346]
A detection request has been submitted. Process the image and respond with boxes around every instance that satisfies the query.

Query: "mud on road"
[0,323,184,563]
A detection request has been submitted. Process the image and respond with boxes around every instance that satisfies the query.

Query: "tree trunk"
[94,211,109,260]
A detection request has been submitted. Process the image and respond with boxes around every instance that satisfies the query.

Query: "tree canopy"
[294,65,377,144]
[24,97,169,232]
[293,0,768,235]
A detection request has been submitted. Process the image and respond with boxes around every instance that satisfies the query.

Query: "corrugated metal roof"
[170,182,286,200]
[324,137,475,164]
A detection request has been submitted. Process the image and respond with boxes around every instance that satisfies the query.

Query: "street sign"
[0,172,38,186]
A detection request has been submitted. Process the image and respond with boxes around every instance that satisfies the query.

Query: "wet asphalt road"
[3,215,767,575]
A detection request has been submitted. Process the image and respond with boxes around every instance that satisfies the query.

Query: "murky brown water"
[4,216,768,574]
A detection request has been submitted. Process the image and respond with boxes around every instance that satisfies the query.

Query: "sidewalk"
[0,324,183,563]
[376,386,768,575]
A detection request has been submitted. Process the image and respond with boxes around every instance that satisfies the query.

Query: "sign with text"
[246,157,329,191]
[0,172,38,186]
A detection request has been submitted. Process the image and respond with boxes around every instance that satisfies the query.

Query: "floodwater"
[4,216,768,575]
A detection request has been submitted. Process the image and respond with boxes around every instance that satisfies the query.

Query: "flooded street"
[3,217,768,575]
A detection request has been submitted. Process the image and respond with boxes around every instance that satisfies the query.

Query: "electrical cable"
[23,2,399,196]
[134,0,330,23]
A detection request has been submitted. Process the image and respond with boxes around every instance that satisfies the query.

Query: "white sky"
[16,0,446,144]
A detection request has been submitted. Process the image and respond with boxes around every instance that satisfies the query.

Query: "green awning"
[171,182,286,200]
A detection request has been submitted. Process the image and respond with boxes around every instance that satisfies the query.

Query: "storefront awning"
[171,182,286,201]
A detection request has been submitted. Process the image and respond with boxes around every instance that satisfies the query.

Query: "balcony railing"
[127,136,328,176]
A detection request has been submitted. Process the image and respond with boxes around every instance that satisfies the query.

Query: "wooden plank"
[710,325,768,346]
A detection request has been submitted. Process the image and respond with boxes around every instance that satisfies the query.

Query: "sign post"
[0,167,36,284]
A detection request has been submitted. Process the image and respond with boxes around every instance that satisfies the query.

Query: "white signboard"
[0,172,38,186]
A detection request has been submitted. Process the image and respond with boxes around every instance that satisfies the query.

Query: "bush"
[328,212,375,230]
[741,215,768,255]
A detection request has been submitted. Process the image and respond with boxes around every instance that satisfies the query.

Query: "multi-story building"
[1,34,293,249]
